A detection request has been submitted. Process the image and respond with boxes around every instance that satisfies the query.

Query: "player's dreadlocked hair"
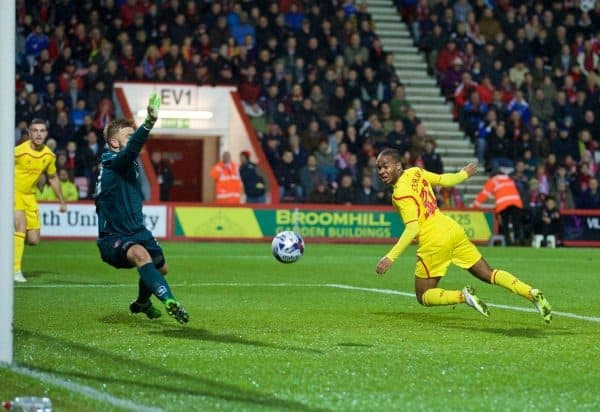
[377,148,402,163]
[104,118,135,142]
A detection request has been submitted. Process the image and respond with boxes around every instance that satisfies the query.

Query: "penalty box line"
[16,282,600,323]
[0,363,162,412]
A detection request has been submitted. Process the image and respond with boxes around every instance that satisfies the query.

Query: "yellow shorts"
[415,222,481,279]
[15,192,41,230]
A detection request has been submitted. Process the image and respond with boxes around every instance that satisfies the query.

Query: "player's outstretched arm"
[111,93,162,170]
[422,163,476,188]
[376,221,420,275]
[144,92,161,129]
[461,163,477,177]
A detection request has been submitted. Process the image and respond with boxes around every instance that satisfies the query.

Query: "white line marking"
[1,363,162,412]
[16,282,600,323]
[25,254,600,263]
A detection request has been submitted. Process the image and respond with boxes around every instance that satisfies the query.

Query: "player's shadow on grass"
[100,312,323,354]
[372,311,576,338]
[372,310,473,323]
[337,342,374,348]
[21,270,59,279]
[16,328,329,412]
[440,323,576,338]
[155,327,324,354]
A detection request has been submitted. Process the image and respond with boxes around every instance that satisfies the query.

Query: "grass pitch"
[2,241,600,411]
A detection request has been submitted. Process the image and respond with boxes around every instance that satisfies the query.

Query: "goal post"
[0,0,15,364]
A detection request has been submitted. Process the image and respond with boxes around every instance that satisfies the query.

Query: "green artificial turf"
[2,241,599,411]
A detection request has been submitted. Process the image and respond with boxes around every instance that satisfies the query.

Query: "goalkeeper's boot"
[462,285,490,317]
[530,289,552,324]
[13,271,27,283]
[165,299,189,324]
[130,300,162,319]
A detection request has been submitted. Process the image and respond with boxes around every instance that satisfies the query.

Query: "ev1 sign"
[158,86,197,109]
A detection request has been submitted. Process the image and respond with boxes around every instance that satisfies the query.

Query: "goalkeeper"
[95,93,189,324]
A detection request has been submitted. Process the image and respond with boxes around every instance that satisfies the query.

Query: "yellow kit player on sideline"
[14,119,67,282]
[374,148,552,323]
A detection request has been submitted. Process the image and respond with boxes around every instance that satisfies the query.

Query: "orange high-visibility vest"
[210,161,242,204]
[473,175,523,213]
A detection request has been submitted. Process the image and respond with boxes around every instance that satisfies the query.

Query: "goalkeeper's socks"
[136,277,153,304]
[491,269,532,300]
[138,263,174,302]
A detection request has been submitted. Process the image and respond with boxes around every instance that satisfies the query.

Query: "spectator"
[386,120,411,152]
[530,89,554,124]
[307,181,335,203]
[314,139,337,183]
[70,99,90,130]
[390,85,411,120]
[57,168,79,201]
[239,151,266,204]
[231,12,256,47]
[551,128,580,164]
[35,174,55,201]
[507,90,532,124]
[461,91,488,141]
[438,186,464,209]
[25,23,49,68]
[553,179,575,210]
[479,8,501,43]
[534,196,562,246]
[422,140,444,174]
[355,175,379,205]
[579,177,600,209]
[51,111,75,149]
[277,149,303,202]
[210,151,242,204]
[486,124,514,170]
[151,152,174,202]
[335,174,356,205]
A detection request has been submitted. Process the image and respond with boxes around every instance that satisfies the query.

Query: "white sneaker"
[462,285,489,317]
[14,271,27,283]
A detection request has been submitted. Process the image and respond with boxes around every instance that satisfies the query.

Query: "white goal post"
[0,0,16,364]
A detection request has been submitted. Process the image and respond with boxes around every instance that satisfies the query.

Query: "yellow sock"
[491,269,532,300]
[14,232,25,273]
[422,288,465,306]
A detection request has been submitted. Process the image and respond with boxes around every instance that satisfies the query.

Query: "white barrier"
[38,203,167,238]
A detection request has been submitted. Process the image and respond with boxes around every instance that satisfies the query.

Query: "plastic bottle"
[4,397,52,412]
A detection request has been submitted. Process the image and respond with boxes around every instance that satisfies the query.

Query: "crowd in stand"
[14,0,600,219]
[15,0,441,206]
[407,0,600,214]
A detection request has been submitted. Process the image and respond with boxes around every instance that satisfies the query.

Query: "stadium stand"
[15,0,600,220]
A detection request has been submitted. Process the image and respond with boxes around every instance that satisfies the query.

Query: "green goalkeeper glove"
[144,92,161,128]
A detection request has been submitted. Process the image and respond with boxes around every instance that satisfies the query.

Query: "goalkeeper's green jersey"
[95,125,151,236]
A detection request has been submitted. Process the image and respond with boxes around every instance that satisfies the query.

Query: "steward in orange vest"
[473,170,525,245]
[210,151,242,204]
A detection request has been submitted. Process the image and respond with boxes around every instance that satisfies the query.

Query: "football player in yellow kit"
[14,119,66,282]
[375,148,552,323]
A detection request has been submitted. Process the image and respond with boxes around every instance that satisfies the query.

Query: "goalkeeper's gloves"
[144,92,161,128]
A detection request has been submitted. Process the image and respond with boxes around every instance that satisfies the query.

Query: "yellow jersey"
[15,141,57,195]
[391,167,468,241]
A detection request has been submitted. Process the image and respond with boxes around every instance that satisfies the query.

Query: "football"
[271,231,305,263]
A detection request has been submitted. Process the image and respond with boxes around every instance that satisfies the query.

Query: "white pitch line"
[15,282,600,323]
[1,363,162,412]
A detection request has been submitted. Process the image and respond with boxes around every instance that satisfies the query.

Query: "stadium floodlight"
[135,109,214,120]
[0,0,16,364]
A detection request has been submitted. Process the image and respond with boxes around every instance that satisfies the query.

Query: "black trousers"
[499,206,524,245]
